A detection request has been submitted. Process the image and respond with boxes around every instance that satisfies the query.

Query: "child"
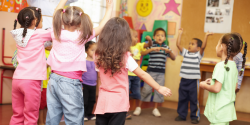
[10,7,52,125]
[175,28,213,124]
[234,51,247,93]
[126,29,152,119]
[46,0,113,124]
[200,33,246,125]
[82,41,98,121]
[94,17,172,125]
[133,28,176,117]
[38,43,52,125]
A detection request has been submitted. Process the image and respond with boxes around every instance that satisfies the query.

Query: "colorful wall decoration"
[128,0,183,54]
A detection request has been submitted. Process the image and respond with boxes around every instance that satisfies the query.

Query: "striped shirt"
[180,48,204,79]
[147,41,171,73]
[233,52,244,89]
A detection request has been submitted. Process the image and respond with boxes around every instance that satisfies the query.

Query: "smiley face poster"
[128,0,183,54]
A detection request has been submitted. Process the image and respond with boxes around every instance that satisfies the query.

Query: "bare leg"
[154,102,158,109]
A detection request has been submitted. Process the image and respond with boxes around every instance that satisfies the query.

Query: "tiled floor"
[1,100,249,125]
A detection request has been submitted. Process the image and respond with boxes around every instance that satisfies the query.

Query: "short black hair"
[85,41,95,51]
[193,38,203,47]
[153,28,166,37]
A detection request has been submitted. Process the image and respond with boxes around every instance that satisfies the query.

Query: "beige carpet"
[59,107,250,125]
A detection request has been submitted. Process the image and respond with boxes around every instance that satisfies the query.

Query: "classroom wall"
[125,0,250,113]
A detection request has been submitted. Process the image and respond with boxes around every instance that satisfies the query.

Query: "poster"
[129,0,183,54]
[204,0,234,33]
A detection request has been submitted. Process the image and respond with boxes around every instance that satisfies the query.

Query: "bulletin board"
[180,0,250,61]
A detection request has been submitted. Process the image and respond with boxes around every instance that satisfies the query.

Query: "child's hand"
[145,36,152,41]
[200,81,207,89]
[106,0,113,10]
[178,28,183,35]
[157,86,172,97]
[161,48,171,53]
[206,31,213,36]
[151,47,161,52]
[205,78,212,85]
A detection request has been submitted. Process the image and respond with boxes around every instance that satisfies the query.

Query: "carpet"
[59,107,250,125]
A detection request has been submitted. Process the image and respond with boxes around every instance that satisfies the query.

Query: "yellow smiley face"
[136,0,153,17]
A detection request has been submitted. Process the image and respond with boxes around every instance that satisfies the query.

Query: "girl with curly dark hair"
[94,17,172,125]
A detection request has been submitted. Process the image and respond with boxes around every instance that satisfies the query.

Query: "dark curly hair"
[221,33,247,75]
[14,7,42,38]
[95,17,132,76]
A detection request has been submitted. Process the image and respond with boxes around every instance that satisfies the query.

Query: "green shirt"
[204,61,238,123]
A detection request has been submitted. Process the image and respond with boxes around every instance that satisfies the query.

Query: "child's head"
[216,33,247,70]
[153,28,166,45]
[130,29,138,46]
[85,41,96,58]
[96,17,132,76]
[188,38,203,52]
[14,7,42,38]
[53,6,93,44]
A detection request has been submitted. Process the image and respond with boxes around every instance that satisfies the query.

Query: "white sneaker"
[152,108,161,117]
[84,117,88,121]
[133,107,141,116]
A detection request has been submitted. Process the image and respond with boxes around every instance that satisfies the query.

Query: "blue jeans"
[46,73,84,125]
[128,76,141,99]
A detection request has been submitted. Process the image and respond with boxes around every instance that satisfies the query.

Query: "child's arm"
[176,28,184,53]
[200,32,213,55]
[133,67,172,97]
[141,36,161,55]
[143,36,153,48]
[54,0,68,16]
[200,80,222,93]
[161,48,176,60]
[94,0,113,36]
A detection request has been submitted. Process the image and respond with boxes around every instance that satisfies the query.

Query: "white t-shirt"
[27,0,78,29]
[96,56,138,73]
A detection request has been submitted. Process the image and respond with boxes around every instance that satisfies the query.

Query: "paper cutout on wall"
[163,0,180,16]
[140,24,147,30]
[136,0,153,17]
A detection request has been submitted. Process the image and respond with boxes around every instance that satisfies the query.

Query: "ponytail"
[240,42,247,76]
[225,37,233,65]
[14,19,17,30]
[23,16,30,38]
[78,12,93,44]
[53,9,63,41]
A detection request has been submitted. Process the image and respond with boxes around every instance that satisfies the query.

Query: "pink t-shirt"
[94,52,138,114]
[47,30,95,80]
[11,29,52,80]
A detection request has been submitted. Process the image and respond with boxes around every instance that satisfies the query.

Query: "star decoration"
[163,0,180,16]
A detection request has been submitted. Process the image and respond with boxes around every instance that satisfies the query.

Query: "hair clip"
[36,8,38,11]
[231,37,234,40]
[26,16,29,19]
[243,41,246,44]
[62,9,66,13]
[79,12,82,16]
[224,65,230,71]
[15,19,18,21]
[241,68,244,71]
[22,37,25,40]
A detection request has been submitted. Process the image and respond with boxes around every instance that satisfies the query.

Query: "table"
[199,62,250,106]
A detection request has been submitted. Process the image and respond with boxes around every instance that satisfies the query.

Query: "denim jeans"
[128,76,141,99]
[46,73,84,125]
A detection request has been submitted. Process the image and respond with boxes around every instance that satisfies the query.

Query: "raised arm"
[133,67,172,97]
[176,28,184,53]
[53,0,68,16]
[200,80,222,93]
[200,31,213,55]
[143,36,153,48]
[94,0,113,36]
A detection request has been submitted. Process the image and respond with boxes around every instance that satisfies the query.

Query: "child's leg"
[43,108,47,124]
[152,72,165,104]
[46,75,64,125]
[38,110,44,125]
[96,114,109,125]
[83,84,90,117]
[39,88,47,125]
[189,80,200,121]
[22,80,42,125]
[85,85,96,117]
[154,103,158,109]
[130,76,141,101]
[177,78,189,120]
[10,79,25,125]
[141,72,154,102]
[108,112,127,125]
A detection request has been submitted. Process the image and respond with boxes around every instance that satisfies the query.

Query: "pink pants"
[10,79,41,125]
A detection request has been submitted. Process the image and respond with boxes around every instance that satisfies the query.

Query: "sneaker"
[175,116,186,121]
[152,108,161,117]
[89,115,96,120]
[191,119,199,124]
[84,117,88,121]
[126,113,132,120]
[133,107,141,116]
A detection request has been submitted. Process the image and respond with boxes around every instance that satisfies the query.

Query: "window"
[70,0,106,41]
